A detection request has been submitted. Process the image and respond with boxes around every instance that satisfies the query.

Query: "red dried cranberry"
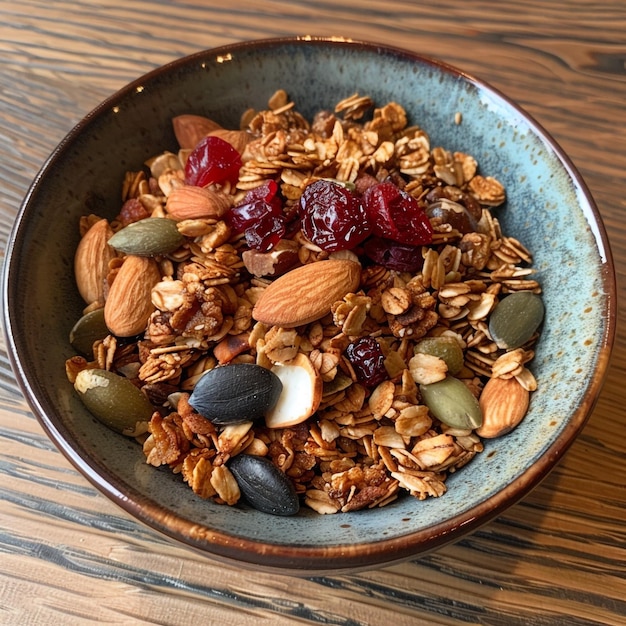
[227,180,282,232]
[345,337,387,389]
[244,213,286,252]
[185,136,242,188]
[362,182,433,246]
[299,179,371,251]
[363,236,423,273]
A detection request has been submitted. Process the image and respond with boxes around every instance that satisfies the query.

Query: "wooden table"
[1,2,624,624]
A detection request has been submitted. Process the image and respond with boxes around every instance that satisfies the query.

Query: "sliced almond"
[172,114,222,150]
[265,353,322,428]
[74,218,117,306]
[104,255,161,337]
[252,259,361,328]
[476,376,530,438]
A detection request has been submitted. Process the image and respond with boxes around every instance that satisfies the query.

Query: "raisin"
[345,337,387,389]
[363,236,423,273]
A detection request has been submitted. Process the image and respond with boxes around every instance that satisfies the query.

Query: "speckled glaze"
[2,37,615,574]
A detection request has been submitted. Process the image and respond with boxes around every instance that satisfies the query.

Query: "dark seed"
[74,368,154,434]
[228,454,300,516]
[488,291,545,350]
[108,217,184,256]
[69,308,109,357]
[188,363,282,425]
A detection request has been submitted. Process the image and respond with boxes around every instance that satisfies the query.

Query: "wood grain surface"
[1,1,625,624]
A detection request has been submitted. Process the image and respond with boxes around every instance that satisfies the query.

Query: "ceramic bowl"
[2,37,615,574]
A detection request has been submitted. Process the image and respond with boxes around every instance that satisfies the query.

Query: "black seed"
[228,454,300,516]
[189,363,282,425]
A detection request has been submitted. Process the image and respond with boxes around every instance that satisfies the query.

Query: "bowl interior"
[3,38,614,572]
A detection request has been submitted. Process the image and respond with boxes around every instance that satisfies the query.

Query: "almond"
[207,128,253,155]
[165,185,232,220]
[476,376,530,438]
[252,259,361,328]
[104,255,161,337]
[172,114,222,150]
[74,218,117,306]
[266,353,322,428]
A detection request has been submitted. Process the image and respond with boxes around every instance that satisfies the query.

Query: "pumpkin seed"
[420,376,483,429]
[228,454,300,516]
[414,336,464,375]
[188,363,283,425]
[74,368,154,434]
[69,308,109,357]
[488,291,545,350]
[108,217,184,256]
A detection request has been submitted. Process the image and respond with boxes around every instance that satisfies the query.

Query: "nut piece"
[166,185,232,220]
[242,240,300,277]
[476,376,530,438]
[172,114,222,149]
[104,255,161,337]
[253,259,361,328]
[74,218,117,305]
[266,353,322,428]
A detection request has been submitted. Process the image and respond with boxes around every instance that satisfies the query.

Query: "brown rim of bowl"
[2,36,617,573]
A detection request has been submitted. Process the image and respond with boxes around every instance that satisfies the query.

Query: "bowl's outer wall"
[3,38,614,571]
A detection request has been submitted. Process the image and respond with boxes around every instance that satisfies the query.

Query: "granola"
[67,92,543,515]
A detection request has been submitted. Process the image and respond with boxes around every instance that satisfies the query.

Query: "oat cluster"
[67,91,541,514]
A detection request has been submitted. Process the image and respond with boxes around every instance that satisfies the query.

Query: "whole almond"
[104,255,161,337]
[252,259,361,328]
[476,376,530,438]
[172,114,222,150]
[208,129,253,155]
[74,218,117,306]
[165,185,232,220]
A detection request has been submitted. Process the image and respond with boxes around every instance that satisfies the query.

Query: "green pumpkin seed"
[74,368,154,434]
[488,291,545,350]
[420,376,483,429]
[108,217,184,256]
[414,336,464,375]
[69,308,109,357]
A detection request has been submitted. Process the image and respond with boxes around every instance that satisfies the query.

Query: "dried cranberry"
[345,337,387,389]
[244,213,286,252]
[227,180,282,232]
[363,236,423,273]
[184,136,242,187]
[299,179,371,251]
[362,182,433,246]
